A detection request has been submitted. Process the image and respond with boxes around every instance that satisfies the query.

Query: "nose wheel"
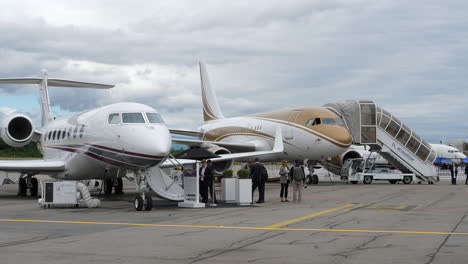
[134,194,153,211]
[133,170,153,211]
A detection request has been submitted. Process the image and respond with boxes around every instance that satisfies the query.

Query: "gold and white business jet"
[170,62,355,175]
[0,71,282,211]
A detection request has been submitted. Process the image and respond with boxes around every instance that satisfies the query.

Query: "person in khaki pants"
[291,160,305,202]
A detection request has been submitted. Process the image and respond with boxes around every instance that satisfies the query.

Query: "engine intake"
[207,146,233,175]
[1,114,35,147]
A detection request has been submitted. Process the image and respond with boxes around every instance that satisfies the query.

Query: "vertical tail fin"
[39,70,54,127]
[199,62,224,122]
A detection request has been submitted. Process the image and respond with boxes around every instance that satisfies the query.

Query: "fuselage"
[199,107,352,161]
[40,102,171,180]
[430,144,467,163]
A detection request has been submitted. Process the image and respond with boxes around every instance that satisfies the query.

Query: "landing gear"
[133,170,153,211]
[115,178,124,194]
[18,176,39,197]
[104,178,124,195]
[30,178,38,196]
[134,196,144,211]
[18,178,27,196]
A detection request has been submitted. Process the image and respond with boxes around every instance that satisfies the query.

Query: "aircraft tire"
[30,178,39,196]
[311,175,319,184]
[18,178,27,196]
[104,179,113,195]
[144,195,153,211]
[134,196,144,211]
[115,178,124,194]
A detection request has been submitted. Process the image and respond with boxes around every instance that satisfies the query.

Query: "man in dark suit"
[199,159,210,203]
[251,158,268,203]
[206,160,217,203]
[465,165,468,185]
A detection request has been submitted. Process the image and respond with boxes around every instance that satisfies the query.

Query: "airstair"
[326,100,437,183]
[146,166,184,201]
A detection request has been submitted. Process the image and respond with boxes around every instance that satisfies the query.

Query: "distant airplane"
[430,144,467,163]
[0,71,282,211]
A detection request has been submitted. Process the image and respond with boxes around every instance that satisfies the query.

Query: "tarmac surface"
[1,178,468,264]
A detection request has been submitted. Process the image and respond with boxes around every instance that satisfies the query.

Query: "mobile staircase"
[326,100,437,184]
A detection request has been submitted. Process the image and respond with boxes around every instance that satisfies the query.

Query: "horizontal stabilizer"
[0,78,114,89]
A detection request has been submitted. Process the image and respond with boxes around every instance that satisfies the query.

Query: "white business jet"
[0,71,283,211]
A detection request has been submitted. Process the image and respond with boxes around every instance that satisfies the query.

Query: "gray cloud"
[0,0,466,142]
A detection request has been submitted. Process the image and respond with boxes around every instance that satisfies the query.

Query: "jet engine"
[1,114,35,147]
[323,149,363,175]
[207,145,233,175]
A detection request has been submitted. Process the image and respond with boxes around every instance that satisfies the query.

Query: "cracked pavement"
[1,178,468,263]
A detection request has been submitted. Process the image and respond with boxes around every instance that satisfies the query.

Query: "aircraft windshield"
[146,113,164,124]
[108,113,120,124]
[122,113,145,123]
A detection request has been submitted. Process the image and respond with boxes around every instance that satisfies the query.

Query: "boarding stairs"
[146,155,185,201]
[327,100,437,183]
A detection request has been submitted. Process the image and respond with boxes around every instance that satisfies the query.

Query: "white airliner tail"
[199,62,224,122]
[0,70,114,127]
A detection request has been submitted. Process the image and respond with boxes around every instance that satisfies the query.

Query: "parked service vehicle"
[342,158,415,184]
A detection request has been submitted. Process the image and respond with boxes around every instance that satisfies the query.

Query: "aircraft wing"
[172,138,257,152]
[0,160,66,173]
[170,129,203,138]
[161,127,284,168]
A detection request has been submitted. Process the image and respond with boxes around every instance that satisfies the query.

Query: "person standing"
[206,160,217,203]
[450,164,457,185]
[251,158,268,203]
[199,160,209,203]
[465,165,468,185]
[291,160,305,202]
[279,160,290,202]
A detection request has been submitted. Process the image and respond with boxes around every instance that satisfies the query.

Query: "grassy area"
[0,139,42,158]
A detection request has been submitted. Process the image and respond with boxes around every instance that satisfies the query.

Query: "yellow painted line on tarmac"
[266,204,355,228]
[1,219,468,236]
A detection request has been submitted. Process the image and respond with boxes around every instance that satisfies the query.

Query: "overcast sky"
[0,0,466,143]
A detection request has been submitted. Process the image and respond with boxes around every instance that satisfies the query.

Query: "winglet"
[273,126,284,153]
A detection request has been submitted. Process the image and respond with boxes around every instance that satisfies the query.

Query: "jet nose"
[330,126,353,147]
[139,125,172,157]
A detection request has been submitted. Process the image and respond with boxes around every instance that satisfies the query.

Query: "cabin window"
[108,113,120,124]
[52,130,57,140]
[79,125,85,139]
[146,113,164,124]
[73,126,78,139]
[122,113,145,123]
[61,129,66,140]
[67,127,72,139]
[305,118,321,126]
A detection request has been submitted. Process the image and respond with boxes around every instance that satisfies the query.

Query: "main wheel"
[134,196,144,211]
[18,178,27,197]
[30,178,39,196]
[104,179,113,195]
[363,176,373,184]
[388,180,397,184]
[311,175,319,184]
[144,195,153,211]
[115,178,124,194]
[403,176,412,184]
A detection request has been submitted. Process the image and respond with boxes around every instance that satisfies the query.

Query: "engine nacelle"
[207,146,233,175]
[1,114,35,147]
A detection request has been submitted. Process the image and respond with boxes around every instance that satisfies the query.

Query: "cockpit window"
[146,113,164,124]
[305,118,321,126]
[108,113,120,124]
[322,118,336,125]
[122,113,145,123]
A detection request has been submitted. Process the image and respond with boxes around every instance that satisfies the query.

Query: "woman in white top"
[279,160,290,202]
